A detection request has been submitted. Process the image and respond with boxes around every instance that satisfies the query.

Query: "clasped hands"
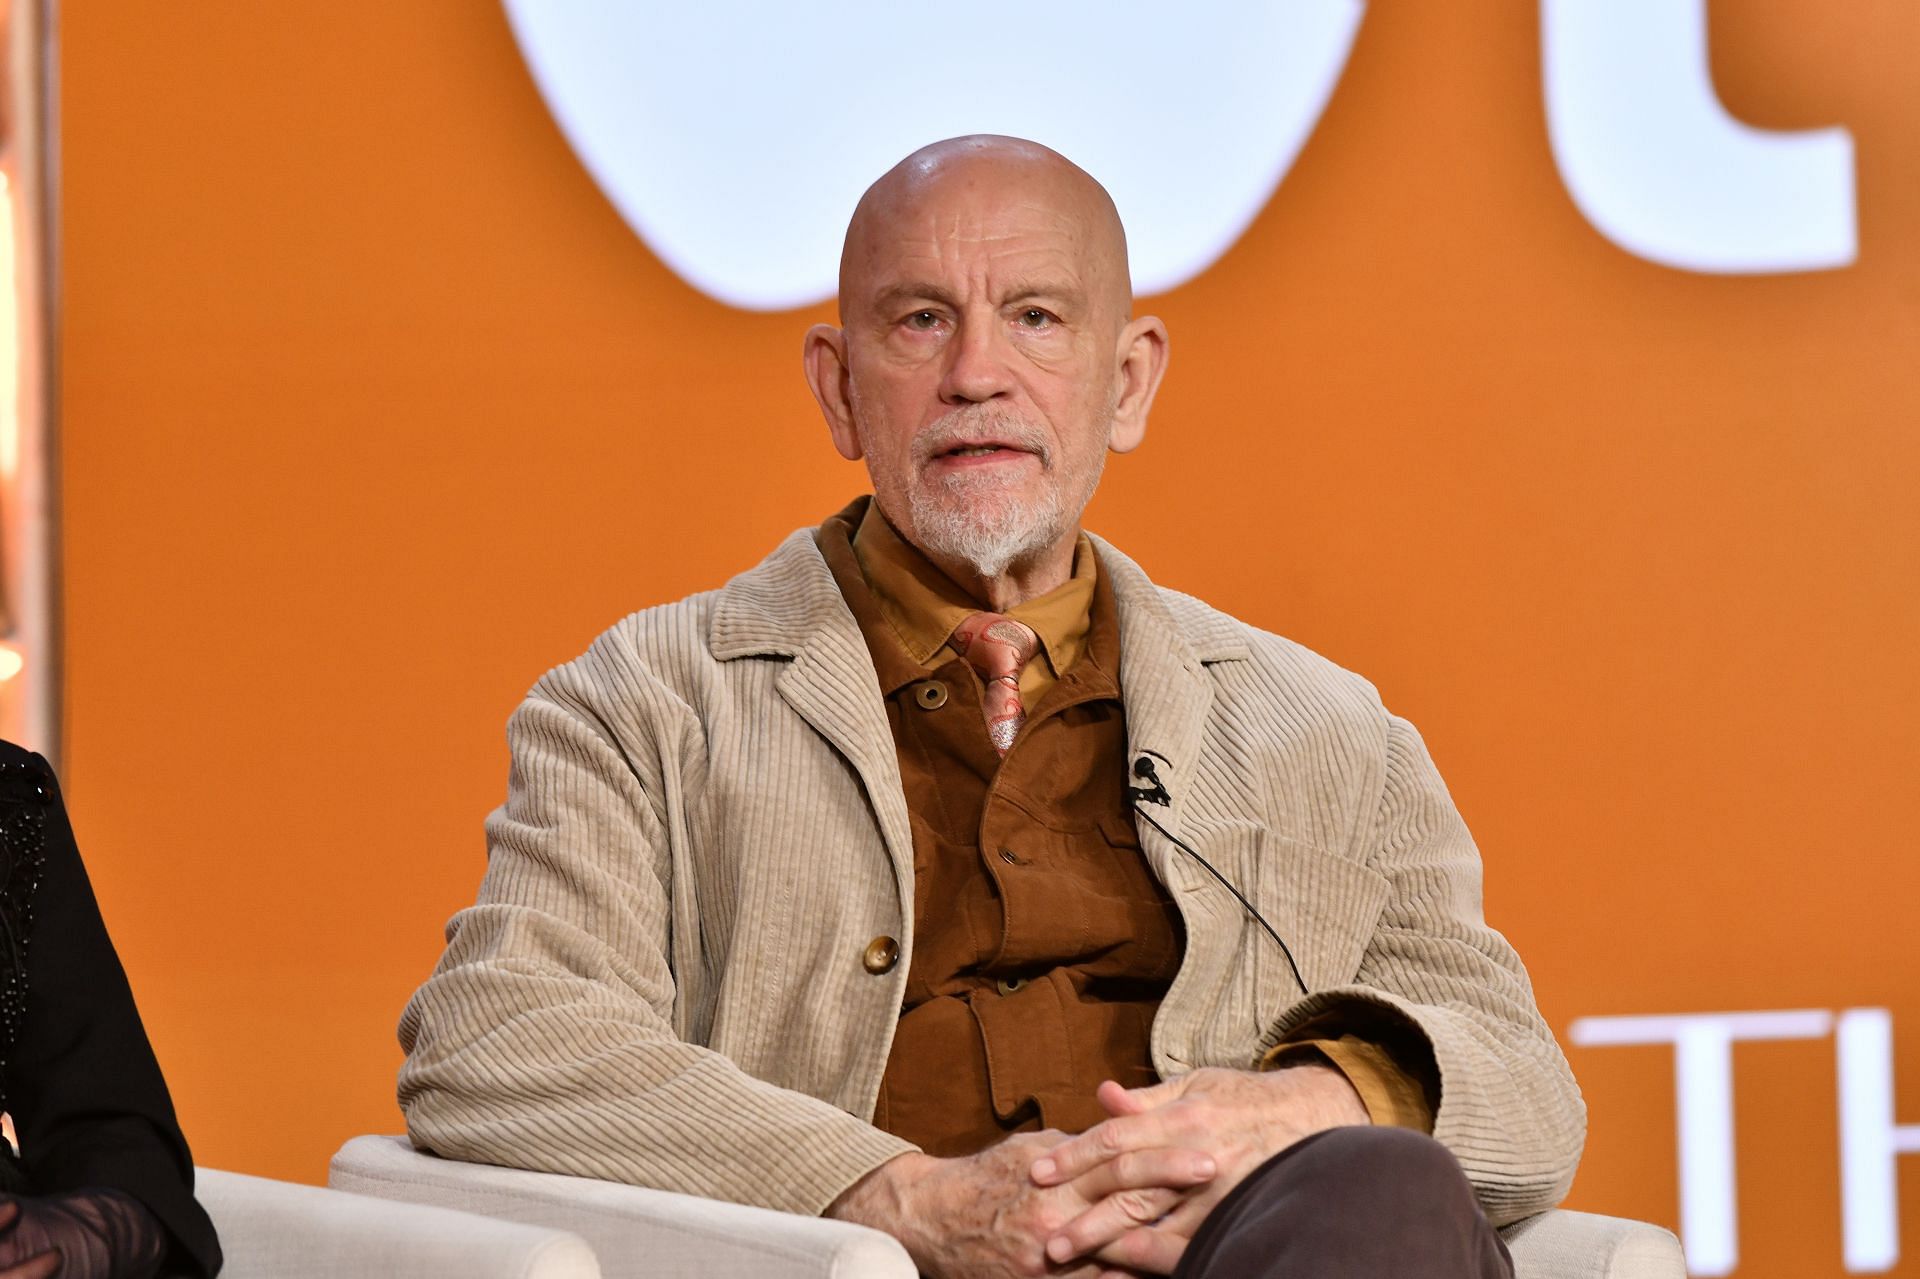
[831,1063,1369,1278]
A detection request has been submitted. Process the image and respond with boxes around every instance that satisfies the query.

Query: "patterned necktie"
[950,612,1041,756]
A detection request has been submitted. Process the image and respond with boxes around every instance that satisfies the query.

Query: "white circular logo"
[503,0,1367,310]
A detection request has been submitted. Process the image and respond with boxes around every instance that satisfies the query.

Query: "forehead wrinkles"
[860,199,1104,308]
[922,195,1085,243]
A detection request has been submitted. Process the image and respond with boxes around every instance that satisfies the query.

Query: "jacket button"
[995,976,1027,996]
[913,681,948,710]
[862,936,900,974]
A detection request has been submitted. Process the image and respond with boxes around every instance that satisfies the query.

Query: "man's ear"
[803,324,864,461]
[1107,315,1169,454]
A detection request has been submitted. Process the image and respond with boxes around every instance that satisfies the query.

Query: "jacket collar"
[708,516,1249,669]
[1083,533,1246,825]
[709,515,1251,827]
[1083,532,1249,667]
[708,526,851,663]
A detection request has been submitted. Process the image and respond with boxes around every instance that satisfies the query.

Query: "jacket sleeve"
[396,657,916,1216]
[9,752,224,1277]
[1264,715,1586,1226]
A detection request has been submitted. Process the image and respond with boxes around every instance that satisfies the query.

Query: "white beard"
[908,463,1074,581]
[856,394,1112,582]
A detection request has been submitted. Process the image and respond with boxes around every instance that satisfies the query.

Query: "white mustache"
[911,408,1053,468]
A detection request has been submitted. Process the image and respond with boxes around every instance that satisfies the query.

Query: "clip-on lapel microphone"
[1126,750,1307,993]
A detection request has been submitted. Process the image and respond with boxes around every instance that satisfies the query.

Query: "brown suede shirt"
[822,503,1433,1155]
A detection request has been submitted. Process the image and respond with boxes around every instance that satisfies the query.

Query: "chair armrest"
[1503,1208,1687,1279]
[329,1135,1680,1279]
[329,1135,916,1279]
[196,1167,600,1278]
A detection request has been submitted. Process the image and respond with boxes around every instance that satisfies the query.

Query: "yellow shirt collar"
[849,501,1096,682]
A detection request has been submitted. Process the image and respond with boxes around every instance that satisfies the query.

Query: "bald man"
[400,137,1583,1277]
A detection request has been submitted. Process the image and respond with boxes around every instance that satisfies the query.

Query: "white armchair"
[329,1135,1686,1279]
[197,1165,601,1278]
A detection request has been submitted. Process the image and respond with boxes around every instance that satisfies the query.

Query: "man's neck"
[921,537,1078,613]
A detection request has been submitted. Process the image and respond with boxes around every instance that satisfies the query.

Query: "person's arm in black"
[2,747,221,1277]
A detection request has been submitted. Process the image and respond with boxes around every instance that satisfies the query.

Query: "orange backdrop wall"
[56,5,1920,1276]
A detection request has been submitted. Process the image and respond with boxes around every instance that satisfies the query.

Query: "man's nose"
[937,318,1013,405]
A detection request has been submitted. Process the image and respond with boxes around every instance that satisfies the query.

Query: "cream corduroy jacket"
[397,525,1585,1227]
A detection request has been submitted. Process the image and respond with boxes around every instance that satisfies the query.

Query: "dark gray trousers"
[1173,1127,1514,1279]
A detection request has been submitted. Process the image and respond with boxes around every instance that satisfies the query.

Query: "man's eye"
[1017,308,1053,328]
[905,311,941,331]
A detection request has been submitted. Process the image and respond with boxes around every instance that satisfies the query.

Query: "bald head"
[838,136,1133,330]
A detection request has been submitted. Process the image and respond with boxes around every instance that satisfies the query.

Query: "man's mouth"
[933,440,1031,462]
[913,412,1052,469]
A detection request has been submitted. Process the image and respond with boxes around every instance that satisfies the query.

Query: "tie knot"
[950,613,1040,755]
[951,612,1039,685]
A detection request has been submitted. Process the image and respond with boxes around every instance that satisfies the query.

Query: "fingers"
[1044,1184,1186,1267]
[1091,1189,1217,1275]
[1064,1146,1216,1202]
[1031,1111,1184,1186]
[0,1249,61,1279]
[1099,1225,1187,1275]
[1044,1182,1190,1259]
[1034,1135,1216,1271]
[1097,1079,1153,1118]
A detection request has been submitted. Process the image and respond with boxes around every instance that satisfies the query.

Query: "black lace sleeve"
[0,744,222,1277]
[0,756,48,1197]
[0,756,50,1114]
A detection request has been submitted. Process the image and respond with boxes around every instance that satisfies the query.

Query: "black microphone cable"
[1127,755,1309,995]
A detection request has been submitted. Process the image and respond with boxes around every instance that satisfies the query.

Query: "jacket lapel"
[709,529,917,896]
[705,525,1253,921]
[1091,535,1218,832]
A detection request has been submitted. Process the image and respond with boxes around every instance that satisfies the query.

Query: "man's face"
[829,156,1140,579]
